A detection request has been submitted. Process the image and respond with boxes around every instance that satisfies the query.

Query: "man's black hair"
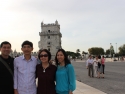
[21,40,33,48]
[0,41,11,48]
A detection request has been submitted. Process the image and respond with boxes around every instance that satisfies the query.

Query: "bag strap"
[0,57,13,76]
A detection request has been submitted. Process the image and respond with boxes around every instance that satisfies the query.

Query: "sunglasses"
[40,54,48,57]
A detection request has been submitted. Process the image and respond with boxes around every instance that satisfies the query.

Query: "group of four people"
[0,40,76,94]
[86,55,105,78]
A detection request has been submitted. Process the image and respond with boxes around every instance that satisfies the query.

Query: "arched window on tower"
[48,30,50,33]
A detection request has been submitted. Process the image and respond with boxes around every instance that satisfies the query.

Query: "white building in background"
[10,49,38,58]
[38,20,62,59]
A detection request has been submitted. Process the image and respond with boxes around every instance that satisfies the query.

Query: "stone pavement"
[37,77,106,94]
[72,60,125,94]
[74,80,106,94]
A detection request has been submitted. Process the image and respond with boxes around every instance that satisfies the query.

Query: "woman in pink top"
[101,56,105,78]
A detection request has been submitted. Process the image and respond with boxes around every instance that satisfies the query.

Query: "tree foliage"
[110,45,115,54]
[66,51,81,59]
[82,51,88,54]
[119,44,125,56]
[105,49,110,55]
[76,49,80,53]
[88,47,104,55]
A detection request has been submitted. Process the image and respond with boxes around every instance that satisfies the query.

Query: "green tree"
[119,44,125,56]
[82,51,87,54]
[82,51,88,59]
[82,51,88,56]
[76,49,80,53]
[105,49,110,55]
[110,45,115,56]
[88,47,104,55]
[66,51,81,59]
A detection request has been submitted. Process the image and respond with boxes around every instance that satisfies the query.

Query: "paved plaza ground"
[72,59,125,94]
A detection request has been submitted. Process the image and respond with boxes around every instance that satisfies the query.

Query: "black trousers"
[102,64,105,74]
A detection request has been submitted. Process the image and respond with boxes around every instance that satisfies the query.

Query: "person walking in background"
[86,55,94,77]
[97,55,103,78]
[101,56,105,77]
[55,49,76,94]
[36,49,57,94]
[0,41,14,94]
[14,41,38,94]
[93,56,98,78]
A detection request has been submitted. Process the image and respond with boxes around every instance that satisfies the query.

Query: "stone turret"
[38,20,62,59]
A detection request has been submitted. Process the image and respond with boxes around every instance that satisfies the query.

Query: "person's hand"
[69,91,73,94]
[14,89,18,94]
[86,66,88,69]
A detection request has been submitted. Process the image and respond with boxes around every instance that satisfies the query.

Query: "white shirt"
[86,58,94,66]
[93,59,98,67]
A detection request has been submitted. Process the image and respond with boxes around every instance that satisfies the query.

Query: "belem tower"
[38,20,62,59]
[9,20,62,58]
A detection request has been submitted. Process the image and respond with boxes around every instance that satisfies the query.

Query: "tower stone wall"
[38,20,62,59]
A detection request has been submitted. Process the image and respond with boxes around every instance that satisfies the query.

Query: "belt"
[88,63,92,65]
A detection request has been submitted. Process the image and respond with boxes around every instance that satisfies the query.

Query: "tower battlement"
[41,20,60,28]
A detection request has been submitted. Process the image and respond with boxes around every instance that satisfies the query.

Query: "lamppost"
[116,43,118,60]
[116,43,117,54]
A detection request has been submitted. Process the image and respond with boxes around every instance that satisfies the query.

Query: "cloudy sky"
[0,0,125,53]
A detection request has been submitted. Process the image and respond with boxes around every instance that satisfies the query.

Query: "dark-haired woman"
[55,49,76,94]
[36,49,57,94]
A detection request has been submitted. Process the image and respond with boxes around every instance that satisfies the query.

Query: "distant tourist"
[86,55,94,77]
[93,56,98,77]
[101,56,105,77]
[98,55,101,59]
[0,41,14,94]
[36,49,57,94]
[55,49,76,94]
[14,40,38,94]
[97,55,103,78]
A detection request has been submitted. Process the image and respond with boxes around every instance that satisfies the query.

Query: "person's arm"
[14,59,18,94]
[92,59,94,64]
[69,90,73,94]
[93,60,96,65]
[67,64,76,93]
[86,60,88,68]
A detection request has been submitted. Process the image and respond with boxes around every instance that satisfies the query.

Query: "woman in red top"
[101,56,105,78]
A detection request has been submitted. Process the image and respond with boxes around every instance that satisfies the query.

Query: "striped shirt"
[14,55,37,94]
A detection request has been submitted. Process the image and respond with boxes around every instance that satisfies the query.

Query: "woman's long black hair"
[55,49,71,67]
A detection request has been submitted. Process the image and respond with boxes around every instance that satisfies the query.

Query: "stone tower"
[38,20,62,59]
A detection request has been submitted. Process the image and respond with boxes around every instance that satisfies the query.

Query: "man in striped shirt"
[14,41,38,94]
